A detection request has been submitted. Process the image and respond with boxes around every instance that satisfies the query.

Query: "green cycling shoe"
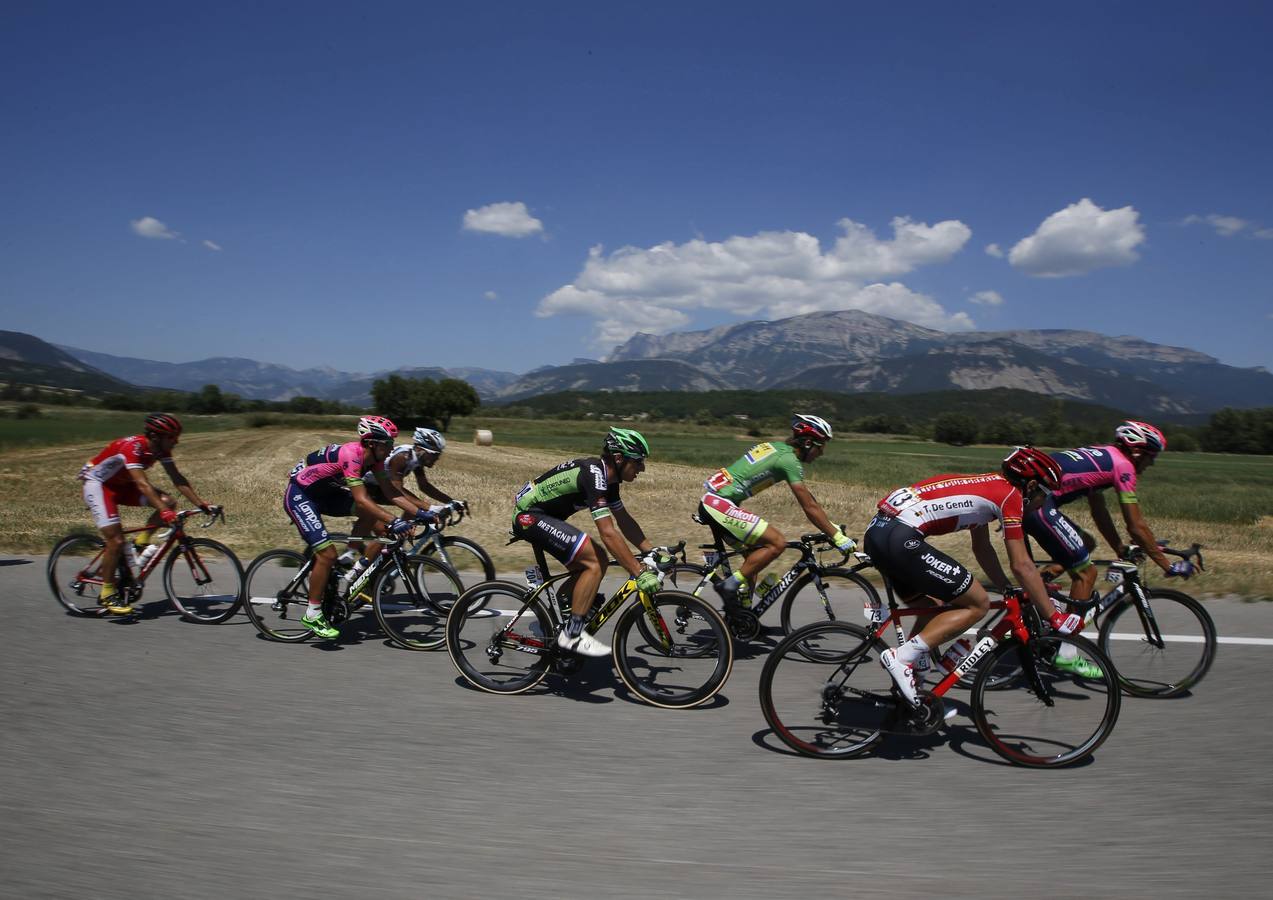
[300,611,340,639]
[1052,652,1104,679]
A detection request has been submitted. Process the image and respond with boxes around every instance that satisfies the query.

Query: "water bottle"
[752,572,780,607]
[938,637,975,673]
[137,542,161,569]
[123,541,142,577]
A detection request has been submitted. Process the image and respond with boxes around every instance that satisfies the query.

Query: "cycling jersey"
[704,441,803,503]
[291,442,387,490]
[80,435,170,490]
[1049,445,1139,506]
[362,444,423,487]
[513,457,623,522]
[876,473,1024,540]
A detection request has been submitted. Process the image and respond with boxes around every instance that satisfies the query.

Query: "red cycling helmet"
[144,412,183,437]
[1115,420,1166,454]
[357,415,398,443]
[1001,445,1062,490]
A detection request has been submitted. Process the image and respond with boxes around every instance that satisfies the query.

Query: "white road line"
[1100,632,1273,647]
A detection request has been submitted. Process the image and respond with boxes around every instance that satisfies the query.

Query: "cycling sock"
[566,614,586,638]
[100,583,117,600]
[1056,641,1079,661]
[722,572,748,593]
[896,636,930,666]
[306,601,323,617]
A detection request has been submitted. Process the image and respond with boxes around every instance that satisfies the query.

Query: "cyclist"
[863,447,1084,706]
[284,416,427,638]
[78,413,217,615]
[1026,420,1185,676]
[699,414,855,610]
[511,427,662,657]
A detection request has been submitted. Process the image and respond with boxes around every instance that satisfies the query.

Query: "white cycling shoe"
[880,647,921,707]
[556,629,611,657]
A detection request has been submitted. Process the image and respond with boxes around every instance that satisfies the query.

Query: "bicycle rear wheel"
[446,581,553,694]
[972,634,1120,768]
[48,534,110,616]
[1098,587,1216,698]
[778,567,882,636]
[163,538,245,623]
[241,549,314,642]
[759,621,889,758]
[611,591,733,709]
[373,554,463,650]
[423,536,495,590]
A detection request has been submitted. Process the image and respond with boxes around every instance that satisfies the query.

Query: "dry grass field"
[2,425,1270,599]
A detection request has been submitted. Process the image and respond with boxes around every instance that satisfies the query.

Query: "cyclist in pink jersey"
[863,447,1084,706]
[78,413,216,614]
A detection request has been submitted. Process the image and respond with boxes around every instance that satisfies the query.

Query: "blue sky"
[2,1,1271,374]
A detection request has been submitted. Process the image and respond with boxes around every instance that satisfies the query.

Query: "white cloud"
[462,201,544,237]
[1182,213,1250,237]
[1008,198,1145,277]
[483,290,498,300]
[1254,228,1273,241]
[537,216,974,348]
[985,243,1004,258]
[970,290,1004,306]
[131,216,179,240]
[202,239,222,251]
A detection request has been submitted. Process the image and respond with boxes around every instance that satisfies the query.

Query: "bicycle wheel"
[611,591,734,709]
[446,581,553,694]
[242,549,314,642]
[972,634,1120,768]
[759,621,890,758]
[423,536,495,589]
[1098,587,1216,698]
[48,534,108,616]
[162,538,245,623]
[778,567,882,636]
[664,562,710,596]
[373,554,464,650]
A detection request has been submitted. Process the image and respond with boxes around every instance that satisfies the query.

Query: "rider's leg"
[558,539,610,656]
[307,544,338,611]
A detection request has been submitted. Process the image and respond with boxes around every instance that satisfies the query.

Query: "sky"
[2,1,1271,375]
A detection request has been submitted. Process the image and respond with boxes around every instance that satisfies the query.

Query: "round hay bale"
[474,429,494,446]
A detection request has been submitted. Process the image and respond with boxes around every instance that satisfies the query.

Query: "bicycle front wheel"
[163,538,245,623]
[373,554,463,650]
[1098,587,1216,698]
[423,536,495,590]
[48,534,108,616]
[446,581,553,694]
[611,591,733,709]
[778,567,882,636]
[242,549,314,642]
[759,621,889,758]
[972,634,1120,768]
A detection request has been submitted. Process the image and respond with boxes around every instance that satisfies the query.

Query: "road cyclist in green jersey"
[699,414,856,611]
[511,427,664,657]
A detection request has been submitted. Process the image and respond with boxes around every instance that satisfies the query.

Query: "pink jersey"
[877,472,1025,540]
[293,441,386,489]
[1050,445,1139,505]
[80,434,170,490]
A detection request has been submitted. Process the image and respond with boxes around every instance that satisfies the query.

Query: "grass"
[3,410,1270,599]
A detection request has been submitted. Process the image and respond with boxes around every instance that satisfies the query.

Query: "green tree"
[190,384,227,414]
[933,412,979,446]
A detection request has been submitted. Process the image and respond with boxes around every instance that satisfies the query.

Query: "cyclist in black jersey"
[511,428,663,656]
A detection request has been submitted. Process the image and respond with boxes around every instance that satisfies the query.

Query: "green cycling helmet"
[602,427,650,460]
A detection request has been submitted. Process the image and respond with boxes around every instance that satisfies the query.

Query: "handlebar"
[1100,541,1204,572]
[175,506,225,529]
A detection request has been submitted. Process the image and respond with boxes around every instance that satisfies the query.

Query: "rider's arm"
[159,459,209,509]
[789,482,838,537]
[594,515,644,578]
[376,474,426,517]
[971,524,1011,593]
[350,482,400,526]
[1087,493,1125,557]
[128,467,175,512]
[1004,535,1056,622]
[414,470,454,504]
[1120,501,1171,573]
[612,506,652,556]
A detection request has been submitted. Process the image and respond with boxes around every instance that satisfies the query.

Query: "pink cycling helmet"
[357,415,398,443]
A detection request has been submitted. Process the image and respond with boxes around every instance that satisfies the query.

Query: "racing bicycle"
[445,541,734,709]
[47,507,244,623]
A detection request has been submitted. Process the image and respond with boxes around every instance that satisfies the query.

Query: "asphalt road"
[3,554,1271,900]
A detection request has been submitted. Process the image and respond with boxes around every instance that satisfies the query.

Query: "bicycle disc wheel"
[48,534,108,616]
[759,621,889,758]
[778,568,882,636]
[423,536,495,590]
[242,549,314,642]
[373,554,463,650]
[972,634,1120,768]
[611,591,734,709]
[446,581,553,694]
[162,538,245,623]
[1098,587,1216,698]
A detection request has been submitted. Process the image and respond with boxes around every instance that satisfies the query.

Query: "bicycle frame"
[689,536,846,618]
[71,511,220,597]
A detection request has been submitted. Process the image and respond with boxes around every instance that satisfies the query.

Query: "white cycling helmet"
[1115,420,1166,454]
[413,427,446,454]
[792,414,833,442]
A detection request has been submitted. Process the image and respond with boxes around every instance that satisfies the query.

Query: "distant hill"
[497,359,732,401]
[0,331,139,395]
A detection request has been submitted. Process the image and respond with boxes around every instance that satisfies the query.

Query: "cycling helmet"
[412,427,446,454]
[1115,420,1166,454]
[792,414,833,443]
[357,415,398,443]
[1001,445,1063,490]
[602,427,650,460]
[144,413,183,436]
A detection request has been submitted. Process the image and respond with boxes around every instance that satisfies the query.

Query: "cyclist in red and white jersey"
[78,413,216,614]
[863,447,1084,705]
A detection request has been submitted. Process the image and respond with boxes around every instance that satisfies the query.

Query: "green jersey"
[704,441,804,503]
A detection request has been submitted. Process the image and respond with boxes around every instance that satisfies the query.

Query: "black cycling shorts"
[863,514,974,603]
[1023,493,1092,573]
[510,510,590,566]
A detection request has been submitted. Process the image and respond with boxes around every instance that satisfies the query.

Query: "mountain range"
[3,308,1269,415]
